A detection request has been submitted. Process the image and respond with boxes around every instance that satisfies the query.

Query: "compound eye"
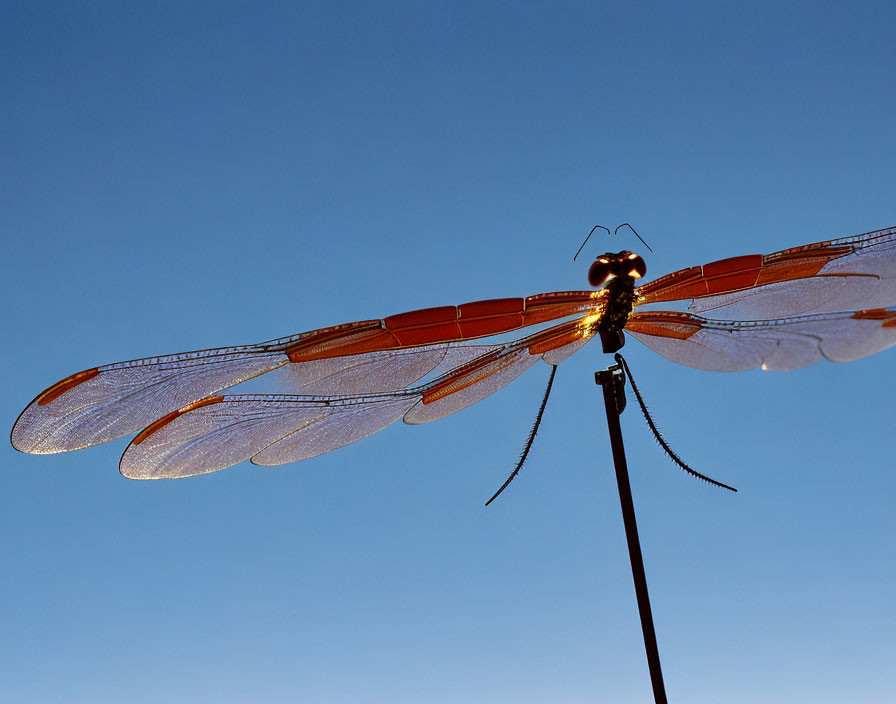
[588,258,613,286]
[625,253,647,279]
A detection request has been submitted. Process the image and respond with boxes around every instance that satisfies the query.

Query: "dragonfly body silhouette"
[11,227,896,479]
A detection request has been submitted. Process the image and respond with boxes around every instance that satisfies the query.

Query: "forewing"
[626,308,896,371]
[636,227,896,319]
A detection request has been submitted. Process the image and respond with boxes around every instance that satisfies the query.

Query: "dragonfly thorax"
[590,251,646,353]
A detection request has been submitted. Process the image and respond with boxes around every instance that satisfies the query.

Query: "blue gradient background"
[3,2,894,702]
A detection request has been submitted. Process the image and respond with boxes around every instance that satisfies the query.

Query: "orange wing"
[11,291,602,456]
[635,226,896,319]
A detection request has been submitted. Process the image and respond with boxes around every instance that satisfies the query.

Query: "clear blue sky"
[3,2,894,702]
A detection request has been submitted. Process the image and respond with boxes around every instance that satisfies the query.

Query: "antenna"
[573,225,611,261]
[614,223,654,253]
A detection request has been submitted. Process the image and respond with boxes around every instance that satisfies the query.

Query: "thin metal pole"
[595,365,668,704]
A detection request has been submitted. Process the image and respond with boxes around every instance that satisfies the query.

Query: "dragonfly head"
[588,251,647,287]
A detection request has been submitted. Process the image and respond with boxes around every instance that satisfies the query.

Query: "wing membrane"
[268,343,503,395]
[636,227,896,319]
[626,308,896,371]
[404,319,595,424]
[13,292,602,455]
[403,348,540,424]
[251,396,419,466]
[120,394,418,479]
[117,319,598,478]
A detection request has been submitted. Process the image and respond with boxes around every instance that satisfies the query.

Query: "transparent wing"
[636,227,896,319]
[118,319,598,478]
[12,291,600,455]
[626,308,896,372]
[402,334,590,424]
[255,322,595,466]
[120,394,419,479]
[250,396,419,467]
[11,347,290,454]
[268,343,503,395]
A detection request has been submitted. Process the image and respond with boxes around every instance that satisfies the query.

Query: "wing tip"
[10,405,58,455]
[118,464,157,480]
[118,446,201,480]
[11,367,109,454]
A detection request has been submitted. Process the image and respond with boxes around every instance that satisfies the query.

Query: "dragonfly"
[11,226,896,492]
